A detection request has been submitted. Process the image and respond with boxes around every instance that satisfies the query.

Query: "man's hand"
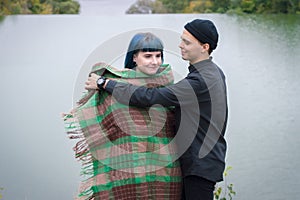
[85,73,100,90]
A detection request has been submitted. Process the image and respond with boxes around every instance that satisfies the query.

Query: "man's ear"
[203,43,210,51]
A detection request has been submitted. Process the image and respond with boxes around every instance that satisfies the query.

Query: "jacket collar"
[188,57,213,72]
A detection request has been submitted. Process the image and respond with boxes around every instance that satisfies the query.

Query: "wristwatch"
[97,76,107,89]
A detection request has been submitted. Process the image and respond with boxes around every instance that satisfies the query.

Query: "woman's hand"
[85,73,100,90]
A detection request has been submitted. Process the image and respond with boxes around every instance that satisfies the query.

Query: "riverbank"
[77,0,136,15]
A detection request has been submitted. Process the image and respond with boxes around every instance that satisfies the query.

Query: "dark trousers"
[181,175,216,200]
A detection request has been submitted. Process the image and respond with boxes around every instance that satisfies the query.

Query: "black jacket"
[105,58,228,182]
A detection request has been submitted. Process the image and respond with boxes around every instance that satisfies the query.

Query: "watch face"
[97,78,104,85]
[97,77,106,89]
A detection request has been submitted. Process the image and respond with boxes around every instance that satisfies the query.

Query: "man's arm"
[104,80,179,107]
[85,73,197,108]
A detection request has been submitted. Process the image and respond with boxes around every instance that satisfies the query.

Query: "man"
[86,19,228,200]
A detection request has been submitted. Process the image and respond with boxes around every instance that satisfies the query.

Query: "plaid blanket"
[64,62,182,200]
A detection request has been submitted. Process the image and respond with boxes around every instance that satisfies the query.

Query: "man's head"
[184,19,218,54]
[179,19,219,64]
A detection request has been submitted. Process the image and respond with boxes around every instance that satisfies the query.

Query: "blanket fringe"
[64,113,94,200]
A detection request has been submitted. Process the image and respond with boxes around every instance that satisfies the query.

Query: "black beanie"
[184,19,219,50]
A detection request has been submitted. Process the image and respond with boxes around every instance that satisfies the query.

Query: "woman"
[65,32,182,200]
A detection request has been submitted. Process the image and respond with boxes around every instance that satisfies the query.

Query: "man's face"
[179,29,206,64]
[133,51,162,75]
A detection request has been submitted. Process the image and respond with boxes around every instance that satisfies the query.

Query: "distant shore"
[77,0,136,15]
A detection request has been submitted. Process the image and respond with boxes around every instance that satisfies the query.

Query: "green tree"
[0,0,80,15]
[0,187,3,199]
[155,0,300,14]
[152,0,168,13]
[51,0,79,14]
[254,0,299,14]
[158,0,190,13]
[211,0,231,13]
[240,0,256,13]
[270,0,297,13]
[184,0,214,13]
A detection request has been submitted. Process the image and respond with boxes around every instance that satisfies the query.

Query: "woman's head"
[124,32,164,75]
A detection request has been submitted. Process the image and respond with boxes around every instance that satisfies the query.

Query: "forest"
[1,0,299,15]
[0,0,80,15]
[127,0,300,14]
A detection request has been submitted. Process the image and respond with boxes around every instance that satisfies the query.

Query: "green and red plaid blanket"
[64,62,182,200]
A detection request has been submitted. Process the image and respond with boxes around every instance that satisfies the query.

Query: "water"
[0,13,299,200]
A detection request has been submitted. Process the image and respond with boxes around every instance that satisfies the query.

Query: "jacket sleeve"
[105,78,197,107]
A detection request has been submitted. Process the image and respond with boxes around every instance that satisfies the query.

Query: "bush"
[0,0,80,14]
[214,166,236,200]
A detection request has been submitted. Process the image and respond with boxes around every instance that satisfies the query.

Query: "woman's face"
[133,51,162,75]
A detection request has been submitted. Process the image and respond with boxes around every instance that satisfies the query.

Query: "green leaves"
[147,0,300,14]
[0,187,3,199]
[224,166,233,177]
[0,0,80,15]
[214,166,236,200]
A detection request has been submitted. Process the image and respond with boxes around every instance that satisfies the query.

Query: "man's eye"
[182,39,190,45]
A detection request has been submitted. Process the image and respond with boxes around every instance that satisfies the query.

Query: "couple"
[67,19,228,200]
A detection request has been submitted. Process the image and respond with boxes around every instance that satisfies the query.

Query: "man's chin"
[181,56,188,61]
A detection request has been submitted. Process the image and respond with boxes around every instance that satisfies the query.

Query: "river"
[0,13,299,200]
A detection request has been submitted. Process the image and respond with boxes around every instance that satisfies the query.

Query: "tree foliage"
[0,0,80,15]
[127,0,300,14]
[214,166,236,200]
[0,187,3,199]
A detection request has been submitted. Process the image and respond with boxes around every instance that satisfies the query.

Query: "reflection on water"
[0,14,299,200]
